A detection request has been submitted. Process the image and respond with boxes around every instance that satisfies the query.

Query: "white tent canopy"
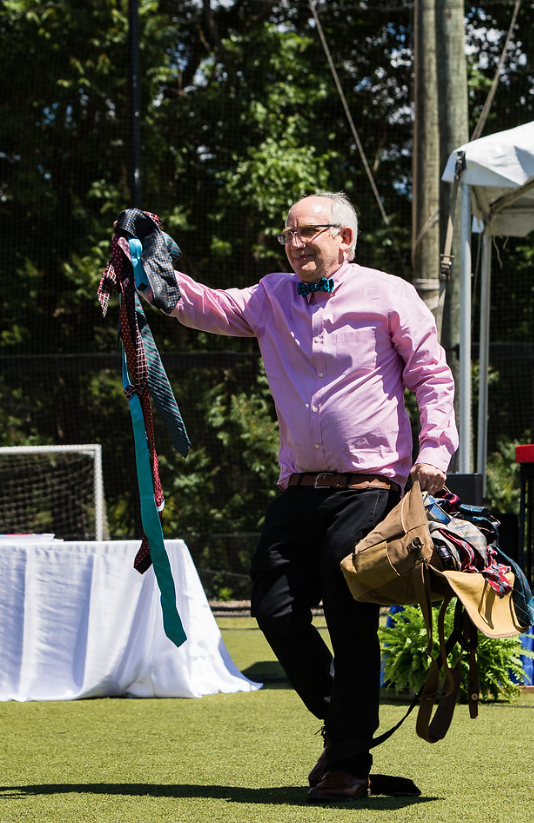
[442,121,534,482]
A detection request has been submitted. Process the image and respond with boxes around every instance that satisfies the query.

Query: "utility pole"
[129,0,142,208]
[412,0,441,314]
[436,0,470,470]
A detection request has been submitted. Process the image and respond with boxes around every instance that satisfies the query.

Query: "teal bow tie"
[297,277,334,297]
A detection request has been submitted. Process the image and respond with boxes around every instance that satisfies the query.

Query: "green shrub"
[379,603,533,702]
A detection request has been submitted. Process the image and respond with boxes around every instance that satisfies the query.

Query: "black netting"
[2,1,534,595]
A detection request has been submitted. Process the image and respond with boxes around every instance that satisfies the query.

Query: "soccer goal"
[0,444,107,541]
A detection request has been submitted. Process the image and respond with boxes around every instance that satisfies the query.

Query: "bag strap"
[366,563,454,752]
[369,573,479,751]
[455,600,480,720]
[416,598,480,743]
[416,595,461,742]
[357,574,480,754]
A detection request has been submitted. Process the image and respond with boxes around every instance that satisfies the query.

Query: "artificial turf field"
[0,617,532,823]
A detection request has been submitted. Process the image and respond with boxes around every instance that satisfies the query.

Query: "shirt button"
[318,371,324,378]
[312,406,318,413]
[314,443,320,449]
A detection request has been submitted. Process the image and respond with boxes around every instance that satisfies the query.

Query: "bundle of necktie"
[97,209,190,647]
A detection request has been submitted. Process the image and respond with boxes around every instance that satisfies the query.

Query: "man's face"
[284,196,352,283]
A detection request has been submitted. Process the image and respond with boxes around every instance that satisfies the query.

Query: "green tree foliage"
[2,2,534,591]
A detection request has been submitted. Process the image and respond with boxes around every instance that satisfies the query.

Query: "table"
[0,539,261,702]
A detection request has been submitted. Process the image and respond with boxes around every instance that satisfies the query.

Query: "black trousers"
[250,485,399,775]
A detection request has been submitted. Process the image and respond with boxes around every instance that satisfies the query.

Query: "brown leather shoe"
[307,748,326,787]
[307,770,370,803]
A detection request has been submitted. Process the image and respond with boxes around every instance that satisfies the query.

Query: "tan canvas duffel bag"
[340,480,527,745]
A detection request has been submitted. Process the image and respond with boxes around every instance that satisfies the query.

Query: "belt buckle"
[314,472,335,488]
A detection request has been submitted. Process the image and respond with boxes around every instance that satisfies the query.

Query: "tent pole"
[459,181,472,473]
[477,230,492,494]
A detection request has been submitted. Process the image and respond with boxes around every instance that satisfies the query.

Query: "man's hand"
[410,463,446,494]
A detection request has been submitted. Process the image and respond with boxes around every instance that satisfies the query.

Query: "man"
[165,191,458,801]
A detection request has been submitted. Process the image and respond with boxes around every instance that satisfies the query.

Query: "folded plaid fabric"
[114,208,182,314]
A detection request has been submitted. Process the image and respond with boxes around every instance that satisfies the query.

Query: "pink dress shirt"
[171,260,458,490]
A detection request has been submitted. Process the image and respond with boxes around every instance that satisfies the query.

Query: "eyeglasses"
[276,224,342,246]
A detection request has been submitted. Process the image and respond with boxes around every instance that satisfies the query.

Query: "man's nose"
[289,231,305,248]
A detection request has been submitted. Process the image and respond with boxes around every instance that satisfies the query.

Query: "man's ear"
[340,227,353,253]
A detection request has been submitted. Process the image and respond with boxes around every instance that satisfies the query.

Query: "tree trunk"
[436,0,470,470]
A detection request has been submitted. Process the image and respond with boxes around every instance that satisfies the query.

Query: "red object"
[515,444,534,463]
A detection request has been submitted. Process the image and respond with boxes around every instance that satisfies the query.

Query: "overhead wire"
[470,0,522,141]
[308,0,392,232]
[436,0,522,340]
[442,0,523,320]
[309,0,523,283]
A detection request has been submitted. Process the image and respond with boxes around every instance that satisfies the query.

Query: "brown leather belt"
[287,472,397,491]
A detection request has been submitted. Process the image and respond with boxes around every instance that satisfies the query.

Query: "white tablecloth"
[0,539,261,702]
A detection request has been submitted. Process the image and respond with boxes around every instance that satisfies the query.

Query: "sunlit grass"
[0,617,531,823]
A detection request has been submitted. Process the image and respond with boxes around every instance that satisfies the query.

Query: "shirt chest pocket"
[334,327,378,374]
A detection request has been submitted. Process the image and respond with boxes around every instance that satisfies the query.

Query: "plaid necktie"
[297,277,335,296]
[138,302,190,458]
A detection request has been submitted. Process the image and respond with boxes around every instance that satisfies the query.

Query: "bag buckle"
[411,536,424,560]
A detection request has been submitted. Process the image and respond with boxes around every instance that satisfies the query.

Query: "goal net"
[0,445,108,541]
